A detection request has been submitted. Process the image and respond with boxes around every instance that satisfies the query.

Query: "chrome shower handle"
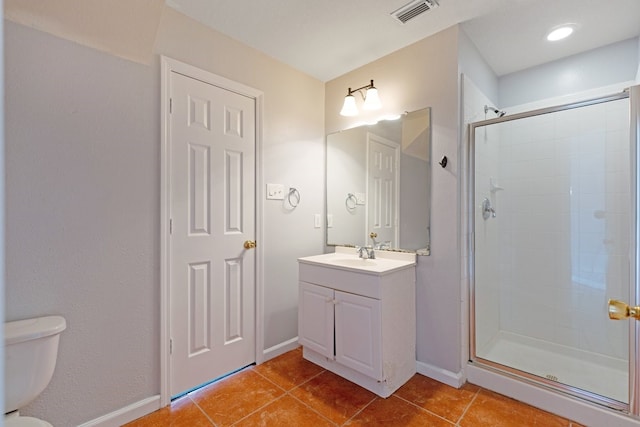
[482,198,496,220]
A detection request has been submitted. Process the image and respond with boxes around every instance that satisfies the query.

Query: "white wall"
[458,29,499,107]
[500,37,639,108]
[399,153,430,251]
[0,1,6,414]
[326,26,462,377]
[637,36,640,82]
[326,128,367,247]
[6,21,160,426]
[5,4,325,425]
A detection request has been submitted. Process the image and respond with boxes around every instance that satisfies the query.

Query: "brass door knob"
[608,299,640,320]
[243,240,257,250]
[369,232,378,239]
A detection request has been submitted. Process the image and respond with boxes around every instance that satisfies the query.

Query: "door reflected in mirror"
[326,107,431,254]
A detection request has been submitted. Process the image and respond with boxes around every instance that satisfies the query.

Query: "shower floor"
[477,331,628,404]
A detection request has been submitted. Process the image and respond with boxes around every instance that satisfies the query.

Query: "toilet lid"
[5,417,52,427]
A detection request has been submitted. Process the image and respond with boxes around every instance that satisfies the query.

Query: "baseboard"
[76,395,161,427]
[416,360,465,388]
[262,337,299,362]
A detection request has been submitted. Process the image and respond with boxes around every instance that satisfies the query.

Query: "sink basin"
[298,247,415,274]
[329,257,378,268]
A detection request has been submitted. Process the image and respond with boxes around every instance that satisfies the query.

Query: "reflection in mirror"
[326,107,431,254]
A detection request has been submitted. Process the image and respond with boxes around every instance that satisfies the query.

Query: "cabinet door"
[298,282,334,358]
[335,291,382,380]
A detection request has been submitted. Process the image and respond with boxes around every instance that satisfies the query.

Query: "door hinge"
[169,98,172,114]
[169,219,173,234]
[170,338,173,354]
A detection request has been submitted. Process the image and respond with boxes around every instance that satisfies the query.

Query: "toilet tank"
[4,316,66,413]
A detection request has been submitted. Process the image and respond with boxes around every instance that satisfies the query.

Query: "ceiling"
[166,0,640,82]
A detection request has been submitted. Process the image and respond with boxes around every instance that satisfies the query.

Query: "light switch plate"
[266,183,285,200]
[314,214,321,228]
[327,214,334,228]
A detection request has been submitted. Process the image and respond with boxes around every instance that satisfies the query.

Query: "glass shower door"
[471,93,633,409]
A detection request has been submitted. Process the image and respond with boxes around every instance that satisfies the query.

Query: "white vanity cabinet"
[297,248,416,398]
[299,281,383,380]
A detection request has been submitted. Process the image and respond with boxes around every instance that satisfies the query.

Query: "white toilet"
[4,316,67,427]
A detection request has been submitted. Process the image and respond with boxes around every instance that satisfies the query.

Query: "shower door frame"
[467,87,639,414]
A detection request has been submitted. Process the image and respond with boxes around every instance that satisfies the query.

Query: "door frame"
[160,56,264,406]
[365,132,400,248]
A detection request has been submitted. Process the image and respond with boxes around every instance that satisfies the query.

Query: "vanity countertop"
[298,246,416,275]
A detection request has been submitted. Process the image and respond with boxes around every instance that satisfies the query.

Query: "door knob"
[243,240,256,250]
[608,299,640,320]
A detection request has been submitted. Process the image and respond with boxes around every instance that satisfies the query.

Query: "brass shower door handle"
[608,299,640,320]
[243,240,257,250]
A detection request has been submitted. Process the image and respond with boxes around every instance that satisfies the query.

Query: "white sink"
[298,246,416,275]
[329,257,378,268]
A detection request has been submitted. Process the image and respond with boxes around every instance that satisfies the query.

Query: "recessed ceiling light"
[547,25,575,42]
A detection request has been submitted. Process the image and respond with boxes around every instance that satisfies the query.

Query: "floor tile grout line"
[197,357,334,426]
[251,362,328,393]
[186,393,218,427]
[339,396,379,426]
[228,393,290,426]
[249,365,292,393]
[128,347,591,426]
[186,368,287,427]
[455,388,481,427]
[286,390,340,426]
[219,367,337,426]
[391,394,457,426]
[283,367,328,392]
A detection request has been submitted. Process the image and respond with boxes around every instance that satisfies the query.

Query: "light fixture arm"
[346,80,376,100]
[340,79,381,116]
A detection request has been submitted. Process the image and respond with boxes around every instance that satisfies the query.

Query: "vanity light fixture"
[339,80,382,116]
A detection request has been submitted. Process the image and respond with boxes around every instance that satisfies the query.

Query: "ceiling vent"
[391,0,439,24]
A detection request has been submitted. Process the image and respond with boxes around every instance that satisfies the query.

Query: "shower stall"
[468,85,640,420]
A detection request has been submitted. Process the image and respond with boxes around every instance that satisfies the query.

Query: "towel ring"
[345,193,357,211]
[287,187,300,208]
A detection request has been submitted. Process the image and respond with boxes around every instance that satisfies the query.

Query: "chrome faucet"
[373,241,391,250]
[356,246,375,259]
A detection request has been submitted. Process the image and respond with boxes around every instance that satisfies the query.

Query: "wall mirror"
[326,107,431,254]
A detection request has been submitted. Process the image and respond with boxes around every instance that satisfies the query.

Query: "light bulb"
[547,26,574,41]
[363,87,382,110]
[340,94,358,116]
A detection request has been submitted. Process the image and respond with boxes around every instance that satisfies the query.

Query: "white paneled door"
[367,133,399,248]
[169,71,256,396]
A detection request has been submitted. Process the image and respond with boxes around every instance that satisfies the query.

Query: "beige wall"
[8,2,640,425]
[326,26,463,375]
[5,0,164,65]
[5,4,325,426]
[154,7,326,351]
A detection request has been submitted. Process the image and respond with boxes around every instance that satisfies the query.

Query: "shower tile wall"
[496,100,630,360]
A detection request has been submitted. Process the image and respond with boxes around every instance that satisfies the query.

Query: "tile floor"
[124,347,585,427]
